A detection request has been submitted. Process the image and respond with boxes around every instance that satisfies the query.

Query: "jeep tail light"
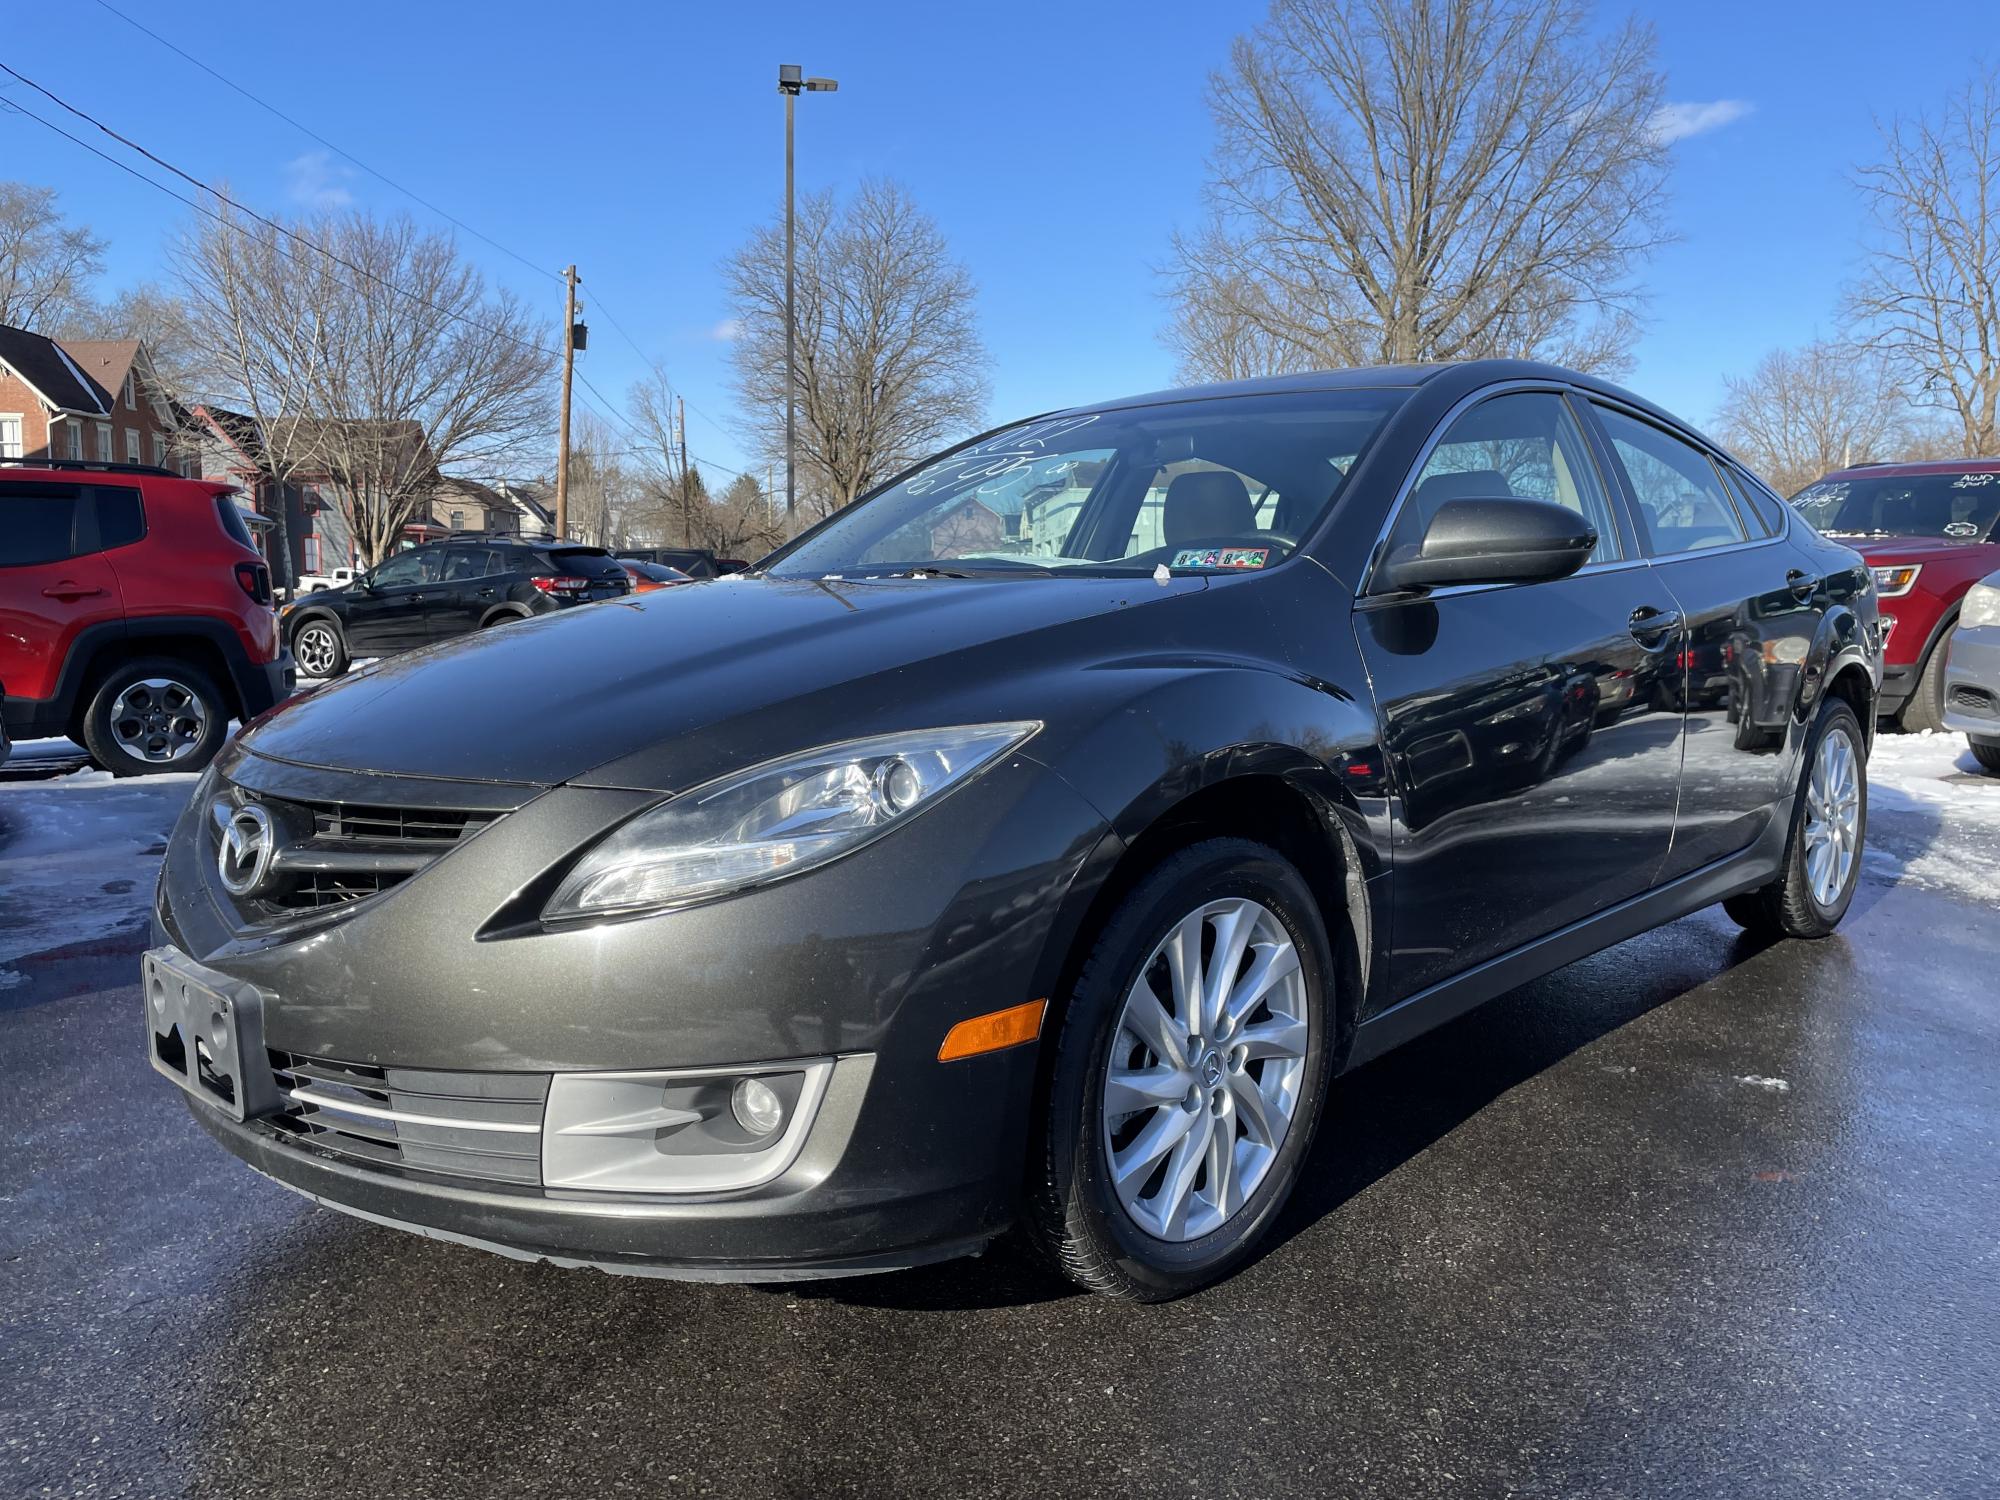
[530,575,591,595]
[234,561,272,605]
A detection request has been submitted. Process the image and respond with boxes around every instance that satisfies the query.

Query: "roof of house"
[58,340,142,408]
[188,403,271,471]
[0,321,115,413]
[494,480,553,524]
[272,418,439,484]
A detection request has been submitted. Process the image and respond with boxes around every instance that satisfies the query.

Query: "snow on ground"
[1862,731,2000,906]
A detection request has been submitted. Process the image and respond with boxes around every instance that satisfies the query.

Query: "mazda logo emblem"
[216,802,276,897]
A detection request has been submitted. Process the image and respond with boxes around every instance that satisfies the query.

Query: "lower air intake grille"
[266,1050,550,1186]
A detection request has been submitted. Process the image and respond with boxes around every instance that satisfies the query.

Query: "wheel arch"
[478,603,534,628]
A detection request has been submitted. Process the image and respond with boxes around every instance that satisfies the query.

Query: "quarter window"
[1396,391,1622,564]
[1594,407,1749,554]
[1724,466,1788,536]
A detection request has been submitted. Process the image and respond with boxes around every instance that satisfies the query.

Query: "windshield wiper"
[900,562,1060,578]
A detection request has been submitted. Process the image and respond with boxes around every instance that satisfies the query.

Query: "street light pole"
[777,64,837,523]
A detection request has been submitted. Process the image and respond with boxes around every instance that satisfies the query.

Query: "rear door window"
[441,548,493,581]
[0,483,81,566]
[1593,406,1750,554]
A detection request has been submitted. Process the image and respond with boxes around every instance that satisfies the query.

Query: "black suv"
[283,537,630,678]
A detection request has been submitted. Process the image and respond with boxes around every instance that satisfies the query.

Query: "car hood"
[240,572,1208,789]
[1836,535,2000,565]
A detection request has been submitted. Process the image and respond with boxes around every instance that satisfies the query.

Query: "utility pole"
[555,263,578,540]
[777,65,837,521]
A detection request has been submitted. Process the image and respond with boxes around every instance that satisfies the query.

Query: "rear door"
[1585,402,1825,878]
[344,547,441,653]
[426,546,500,640]
[1353,387,1685,1001]
[0,481,125,705]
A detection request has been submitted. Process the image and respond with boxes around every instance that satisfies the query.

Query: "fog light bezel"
[542,1059,834,1194]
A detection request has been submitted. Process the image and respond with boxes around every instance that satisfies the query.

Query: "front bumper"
[1942,625,2000,740]
[180,1049,1017,1279]
[152,744,1112,1277]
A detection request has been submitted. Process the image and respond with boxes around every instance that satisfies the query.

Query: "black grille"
[215,788,501,915]
[265,1050,549,1186]
[309,803,497,844]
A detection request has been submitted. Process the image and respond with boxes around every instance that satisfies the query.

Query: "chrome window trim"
[1358,378,1631,598]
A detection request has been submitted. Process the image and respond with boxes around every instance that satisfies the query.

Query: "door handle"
[41,583,105,601]
[1785,569,1819,601]
[1628,605,1682,647]
[476,587,496,598]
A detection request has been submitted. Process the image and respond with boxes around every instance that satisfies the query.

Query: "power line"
[2,65,754,483]
[0,63,563,364]
[87,0,564,287]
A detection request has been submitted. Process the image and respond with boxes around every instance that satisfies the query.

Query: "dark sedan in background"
[283,535,631,678]
[147,360,1878,1300]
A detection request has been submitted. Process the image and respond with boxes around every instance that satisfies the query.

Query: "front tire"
[1723,696,1867,938]
[292,618,349,679]
[1026,838,1335,1301]
[80,658,229,777]
[1897,627,1953,733]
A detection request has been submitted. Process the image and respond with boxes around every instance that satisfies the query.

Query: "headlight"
[544,721,1040,921]
[1963,580,2000,630]
[1871,564,1922,597]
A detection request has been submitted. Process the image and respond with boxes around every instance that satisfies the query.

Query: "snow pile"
[1864,731,2000,906]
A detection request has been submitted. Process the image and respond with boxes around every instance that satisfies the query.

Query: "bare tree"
[62,281,202,396]
[1846,66,2000,455]
[565,411,627,548]
[724,179,989,523]
[1165,0,1672,382]
[626,366,784,556]
[1711,341,1914,494]
[172,207,556,565]
[0,181,105,331]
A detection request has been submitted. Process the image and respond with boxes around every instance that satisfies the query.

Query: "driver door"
[345,547,441,653]
[1353,388,1686,1001]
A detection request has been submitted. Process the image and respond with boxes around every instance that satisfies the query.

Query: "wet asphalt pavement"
[3,771,1997,1499]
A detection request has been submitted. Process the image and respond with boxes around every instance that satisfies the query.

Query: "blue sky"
[2,0,1993,483]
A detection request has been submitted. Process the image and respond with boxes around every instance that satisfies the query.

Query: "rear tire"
[292,618,349,679]
[1970,737,2000,775]
[1723,697,1867,939]
[1025,838,1335,1301]
[80,657,229,777]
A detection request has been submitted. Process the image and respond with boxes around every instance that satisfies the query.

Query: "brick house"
[430,475,555,536]
[0,322,187,472]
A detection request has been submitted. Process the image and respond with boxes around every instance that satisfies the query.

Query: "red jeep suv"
[1,459,291,775]
[1790,459,2000,729]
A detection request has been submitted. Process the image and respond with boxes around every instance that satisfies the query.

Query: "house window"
[303,536,321,573]
[125,428,141,463]
[152,434,167,467]
[122,372,136,409]
[0,414,21,458]
[449,509,465,530]
[65,422,82,459]
[95,422,113,461]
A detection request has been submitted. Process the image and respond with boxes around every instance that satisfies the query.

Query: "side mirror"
[1375,497,1597,593]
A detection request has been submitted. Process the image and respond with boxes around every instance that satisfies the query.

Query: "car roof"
[1048,358,1707,439]
[1816,457,2000,480]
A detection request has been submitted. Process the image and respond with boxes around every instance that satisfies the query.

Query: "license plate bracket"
[143,946,284,1121]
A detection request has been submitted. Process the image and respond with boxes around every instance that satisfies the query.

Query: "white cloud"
[1649,99,1754,145]
[285,150,356,209]
[709,317,744,342]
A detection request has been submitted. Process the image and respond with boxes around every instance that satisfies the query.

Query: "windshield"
[1790,471,2000,540]
[765,389,1408,579]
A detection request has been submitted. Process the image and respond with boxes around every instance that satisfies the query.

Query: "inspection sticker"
[1171,547,1271,570]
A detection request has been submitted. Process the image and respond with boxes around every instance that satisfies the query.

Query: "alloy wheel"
[1803,723,1861,907]
[1101,897,1310,1242]
[296,625,339,677]
[109,678,207,765]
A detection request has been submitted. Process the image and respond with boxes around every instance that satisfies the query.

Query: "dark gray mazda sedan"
[148,361,1880,1299]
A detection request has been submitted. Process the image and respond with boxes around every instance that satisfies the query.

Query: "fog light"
[731,1076,785,1136]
